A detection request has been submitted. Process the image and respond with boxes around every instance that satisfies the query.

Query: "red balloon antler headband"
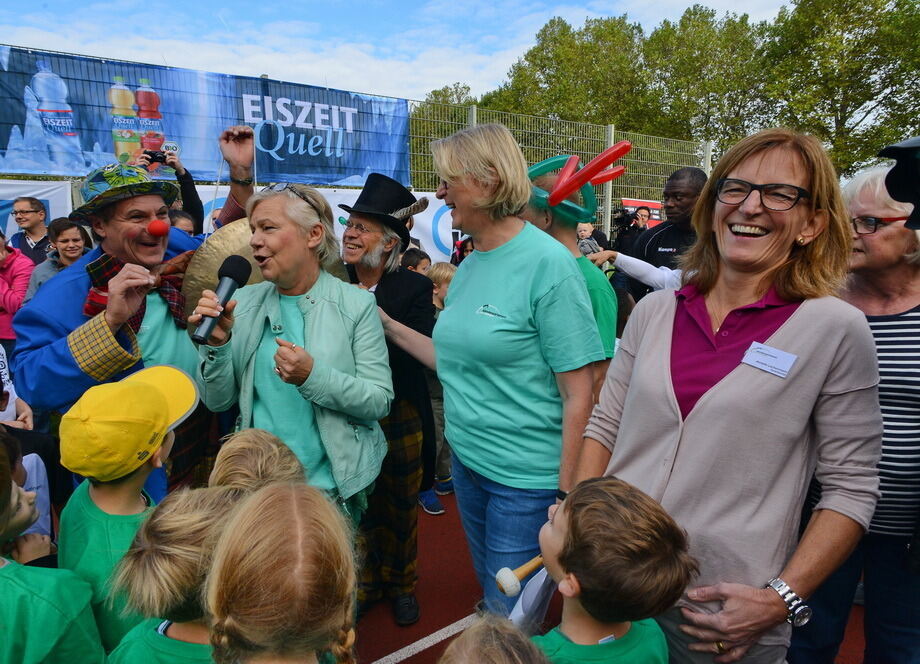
[547,141,632,207]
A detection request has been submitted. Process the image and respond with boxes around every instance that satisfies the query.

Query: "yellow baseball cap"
[60,365,199,482]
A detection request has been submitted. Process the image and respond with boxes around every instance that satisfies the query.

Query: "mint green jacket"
[196,270,393,499]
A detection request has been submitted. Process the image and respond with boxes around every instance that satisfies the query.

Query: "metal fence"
[409,100,710,233]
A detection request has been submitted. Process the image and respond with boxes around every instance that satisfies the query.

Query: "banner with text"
[0,45,410,186]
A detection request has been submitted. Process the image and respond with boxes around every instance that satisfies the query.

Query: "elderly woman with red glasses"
[788,166,920,663]
[575,128,884,663]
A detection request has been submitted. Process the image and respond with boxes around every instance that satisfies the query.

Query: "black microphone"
[191,255,252,344]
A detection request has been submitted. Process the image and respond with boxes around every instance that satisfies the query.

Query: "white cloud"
[0,21,519,99]
[0,0,786,100]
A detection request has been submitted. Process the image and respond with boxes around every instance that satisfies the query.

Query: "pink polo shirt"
[671,284,802,419]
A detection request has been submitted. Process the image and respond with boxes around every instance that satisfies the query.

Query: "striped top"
[866,304,920,536]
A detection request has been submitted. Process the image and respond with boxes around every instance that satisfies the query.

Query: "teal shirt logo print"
[476,304,506,319]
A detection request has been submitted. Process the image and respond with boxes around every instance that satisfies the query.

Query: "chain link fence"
[409,99,710,232]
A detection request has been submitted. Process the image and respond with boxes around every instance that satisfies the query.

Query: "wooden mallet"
[495,555,544,597]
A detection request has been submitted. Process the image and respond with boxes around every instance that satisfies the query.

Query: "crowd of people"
[0,119,917,664]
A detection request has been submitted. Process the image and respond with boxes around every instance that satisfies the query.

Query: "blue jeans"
[451,455,556,615]
[788,533,920,664]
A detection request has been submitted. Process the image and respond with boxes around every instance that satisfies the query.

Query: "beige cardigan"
[585,290,883,646]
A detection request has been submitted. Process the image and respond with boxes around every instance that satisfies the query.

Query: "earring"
[796,237,806,245]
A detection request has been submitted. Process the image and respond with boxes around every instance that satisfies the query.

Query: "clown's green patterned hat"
[70,163,179,221]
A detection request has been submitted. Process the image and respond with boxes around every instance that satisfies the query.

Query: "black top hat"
[338,173,427,250]
[878,136,920,229]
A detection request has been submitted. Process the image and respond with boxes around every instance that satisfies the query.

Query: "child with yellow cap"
[57,365,198,652]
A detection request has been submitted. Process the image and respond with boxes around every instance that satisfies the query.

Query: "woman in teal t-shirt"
[381,124,603,613]
[189,184,394,518]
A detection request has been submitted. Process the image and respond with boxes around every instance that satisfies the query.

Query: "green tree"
[408,84,475,190]
[642,6,773,154]
[423,83,476,106]
[765,0,920,174]
[479,16,650,129]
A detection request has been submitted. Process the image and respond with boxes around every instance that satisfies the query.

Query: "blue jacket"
[12,228,202,412]
[197,271,393,499]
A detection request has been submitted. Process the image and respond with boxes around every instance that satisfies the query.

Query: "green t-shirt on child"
[532,620,669,664]
[576,255,618,358]
[108,618,213,664]
[0,558,105,664]
[58,480,154,651]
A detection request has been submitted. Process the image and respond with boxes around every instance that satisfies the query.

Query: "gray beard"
[356,242,387,270]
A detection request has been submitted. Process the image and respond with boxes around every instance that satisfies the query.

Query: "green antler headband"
[528,141,632,227]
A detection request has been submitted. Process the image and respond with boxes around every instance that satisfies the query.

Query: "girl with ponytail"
[206,483,357,664]
[108,486,240,663]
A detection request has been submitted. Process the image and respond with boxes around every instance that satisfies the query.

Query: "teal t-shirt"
[0,558,105,664]
[252,294,333,490]
[532,621,668,664]
[137,292,200,376]
[108,618,213,664]
[433,222,604,489]
[58,480,154,652]
[576,256,618,358]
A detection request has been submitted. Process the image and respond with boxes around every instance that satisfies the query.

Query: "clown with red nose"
[11,159,225,502]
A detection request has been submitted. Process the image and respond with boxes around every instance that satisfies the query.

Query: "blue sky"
[0,0,783,100]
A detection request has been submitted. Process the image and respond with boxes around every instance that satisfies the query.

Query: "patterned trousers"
[165,402,220,490]
[357,399,423,601]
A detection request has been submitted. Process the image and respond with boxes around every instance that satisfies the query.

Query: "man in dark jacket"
[627,168,707,301]
[340,173,435,626]
[9,197,49,265]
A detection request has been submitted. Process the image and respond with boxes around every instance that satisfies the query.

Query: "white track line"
[370,613,478,664]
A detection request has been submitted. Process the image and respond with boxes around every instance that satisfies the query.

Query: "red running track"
[356,492,865,663]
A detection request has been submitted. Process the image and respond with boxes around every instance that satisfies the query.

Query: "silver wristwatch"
[766,577,812,627]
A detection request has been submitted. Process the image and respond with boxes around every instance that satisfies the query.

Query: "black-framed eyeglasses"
[851,216,909,235]
[716,178,811,211]
[10,209,40,217]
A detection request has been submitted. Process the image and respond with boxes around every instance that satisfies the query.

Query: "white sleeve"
[0,346,17,420]
[613,253,682,290]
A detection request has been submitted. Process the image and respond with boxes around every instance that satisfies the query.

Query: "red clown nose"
[147,219,170,237]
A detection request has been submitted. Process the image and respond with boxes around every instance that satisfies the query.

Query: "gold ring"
[290,343,296,350]
[715,641,727,654]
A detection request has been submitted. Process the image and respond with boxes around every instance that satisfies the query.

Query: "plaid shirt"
[83,253,187,332]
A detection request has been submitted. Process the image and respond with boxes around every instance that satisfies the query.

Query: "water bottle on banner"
[109,76,139,163]
[136,78,168,171]
[29,60,84,171]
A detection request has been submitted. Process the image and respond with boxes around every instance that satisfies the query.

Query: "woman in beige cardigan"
[575,129,883,663]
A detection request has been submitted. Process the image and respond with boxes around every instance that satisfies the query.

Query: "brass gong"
[182,219,350,335]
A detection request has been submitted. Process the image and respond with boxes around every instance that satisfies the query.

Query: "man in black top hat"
[340,173,436,626]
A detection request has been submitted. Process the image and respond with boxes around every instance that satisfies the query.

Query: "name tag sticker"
[742,342,798,379]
